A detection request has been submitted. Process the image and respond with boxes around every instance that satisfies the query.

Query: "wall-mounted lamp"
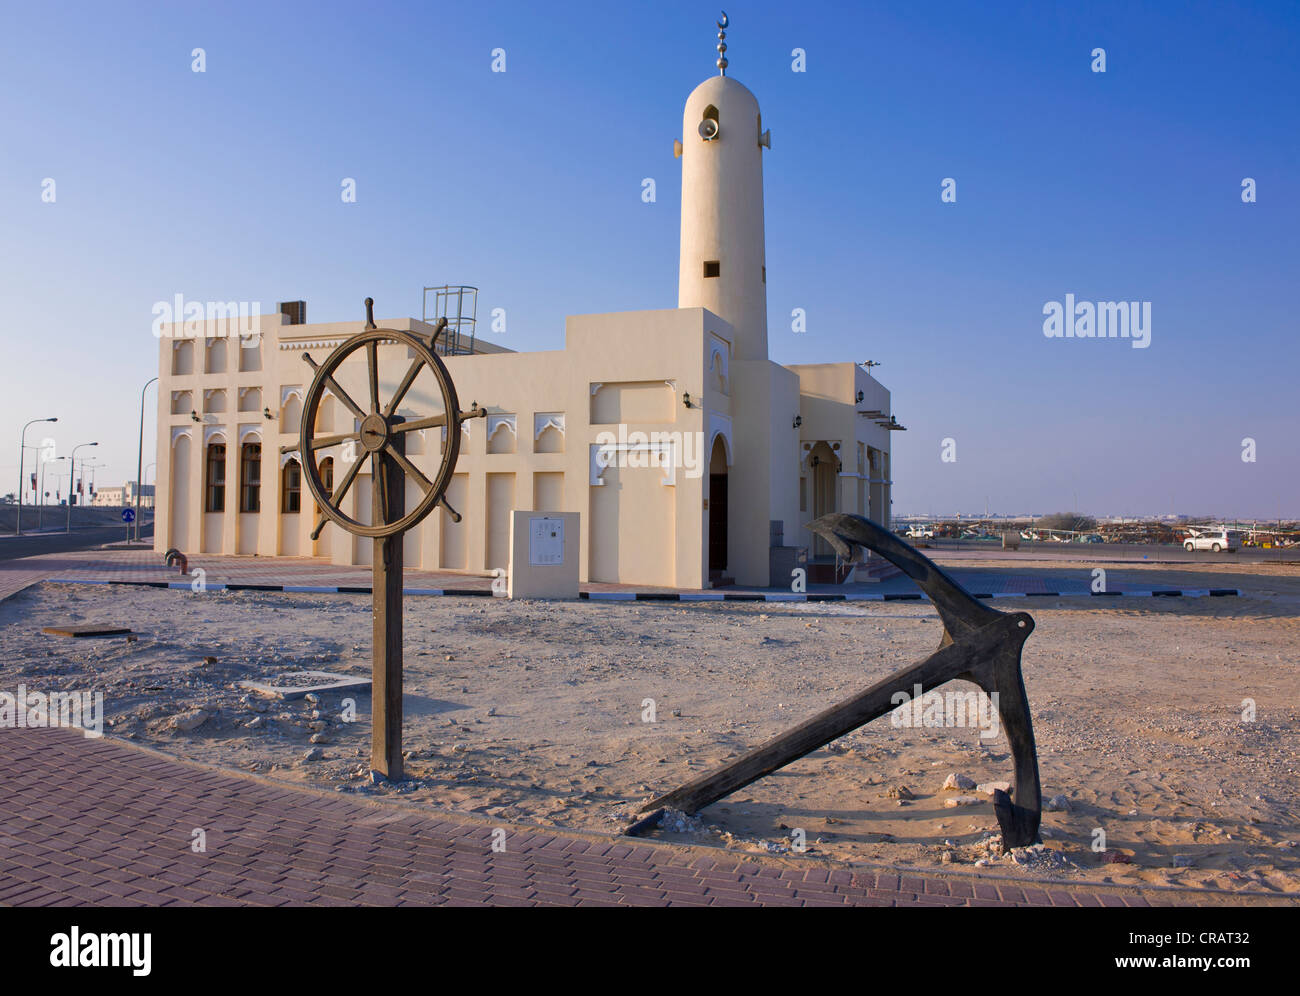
[792,414,803,429]
[683,392,693,409]
[856,390,865,403]
[263,407,274,420]
[190,410,201,423]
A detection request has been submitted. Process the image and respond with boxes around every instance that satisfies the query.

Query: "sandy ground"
[2,558,1297,895]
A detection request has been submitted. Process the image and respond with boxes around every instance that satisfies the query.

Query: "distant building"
[92,482,154,509]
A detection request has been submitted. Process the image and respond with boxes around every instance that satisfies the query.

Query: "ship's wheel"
[293,298,484,539]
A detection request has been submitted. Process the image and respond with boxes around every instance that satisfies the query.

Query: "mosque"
[154,17,901,589]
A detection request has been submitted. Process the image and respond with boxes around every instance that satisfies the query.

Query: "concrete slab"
[239,670,371,700]
[41,624,133,638]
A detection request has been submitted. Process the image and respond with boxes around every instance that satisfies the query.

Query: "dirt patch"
[1,568,1297,895]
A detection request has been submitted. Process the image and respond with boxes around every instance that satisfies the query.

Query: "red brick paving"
[0,553,92,602]
[0,727,1195,908]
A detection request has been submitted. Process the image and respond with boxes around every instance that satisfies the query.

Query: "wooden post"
[371,421,405,780]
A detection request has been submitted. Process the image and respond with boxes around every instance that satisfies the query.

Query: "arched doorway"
[312,456,334,560]
[809,441,839,559]
[170,433,191,552]
[708,437,728,580]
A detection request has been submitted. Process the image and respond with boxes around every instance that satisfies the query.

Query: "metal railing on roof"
[421,285,478,356]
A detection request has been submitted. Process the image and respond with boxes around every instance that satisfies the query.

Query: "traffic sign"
[121,508,135,523]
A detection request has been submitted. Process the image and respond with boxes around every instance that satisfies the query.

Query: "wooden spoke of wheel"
[302,352,367,423]
[391,413,446,434]
[438,495,462,523]
[307,430,360,451]
[366,340,380,413]
[379,318,449,418]
[383,444,433,494]
[384,357,424,419]
[309,449,367,541]
[372,449,390,522]
[390,407,485,435]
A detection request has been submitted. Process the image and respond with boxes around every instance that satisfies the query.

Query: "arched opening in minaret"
[708,437,729,579]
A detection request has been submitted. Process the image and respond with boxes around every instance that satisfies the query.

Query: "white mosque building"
[154,20,901,589]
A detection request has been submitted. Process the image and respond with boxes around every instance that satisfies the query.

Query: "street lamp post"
[142,462,157,524]
[39,456,66,530]
[135,377,158,542]
[67,442,98,533]
[80,460,106,505]
[16,416,57,535]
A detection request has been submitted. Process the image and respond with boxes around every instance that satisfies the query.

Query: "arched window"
[280,393,302,434]
[318,456,334,500]
[205,338,227,374]
[205,443,226,512]
[239,442,261,513]
[315,395,336,434]
[282,458,302,513]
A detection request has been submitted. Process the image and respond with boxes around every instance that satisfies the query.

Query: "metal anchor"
[633,512,1043,851]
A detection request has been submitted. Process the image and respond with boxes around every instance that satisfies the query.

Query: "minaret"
[677,12,772,362]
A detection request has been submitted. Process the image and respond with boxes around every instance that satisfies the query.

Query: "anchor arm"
[956,626,1042,849]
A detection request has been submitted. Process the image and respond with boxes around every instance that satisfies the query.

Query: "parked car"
[1080,534,1104,543]
[1184,529,1240,553]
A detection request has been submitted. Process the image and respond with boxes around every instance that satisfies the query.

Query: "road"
[0,522,153,563]
[924,538,1299,564]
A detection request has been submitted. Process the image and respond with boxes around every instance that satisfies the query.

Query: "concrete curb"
[44,577,1242,601]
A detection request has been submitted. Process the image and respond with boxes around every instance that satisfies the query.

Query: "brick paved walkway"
[0,727,1207,907]
[0,553,91,603]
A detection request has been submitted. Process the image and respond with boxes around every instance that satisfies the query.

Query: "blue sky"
[2,0,1296,518]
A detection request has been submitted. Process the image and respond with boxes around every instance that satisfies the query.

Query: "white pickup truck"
[1184,529,1240,553]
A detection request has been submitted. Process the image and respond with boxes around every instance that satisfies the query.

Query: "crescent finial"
[717,11,728,29]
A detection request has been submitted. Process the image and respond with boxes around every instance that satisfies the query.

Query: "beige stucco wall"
[155,321,897,587]
[787,362,895,543]
[155,307,747,590]
[726,359,801,585]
